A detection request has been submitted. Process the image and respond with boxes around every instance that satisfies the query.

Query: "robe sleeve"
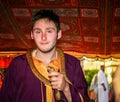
[65,58,90,102]
[0,55,26,102]
[0,58,17,102]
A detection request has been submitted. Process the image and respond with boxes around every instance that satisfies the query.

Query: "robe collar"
[26,47,72,86]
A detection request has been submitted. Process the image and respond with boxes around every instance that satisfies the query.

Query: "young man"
[0,9,90,102]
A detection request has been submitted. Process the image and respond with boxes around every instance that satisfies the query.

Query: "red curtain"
[0,57,14,68]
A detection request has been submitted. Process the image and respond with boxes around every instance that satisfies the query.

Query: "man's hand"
[48,71,66,91]
[48,71,72,102]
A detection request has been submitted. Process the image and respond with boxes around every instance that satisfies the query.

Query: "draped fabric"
[32,55,61,102]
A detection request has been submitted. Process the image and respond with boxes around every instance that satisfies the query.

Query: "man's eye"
[34,30,41,34]
[48,31,52,33]
[47,30,53,33]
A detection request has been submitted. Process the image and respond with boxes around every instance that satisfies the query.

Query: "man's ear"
[31,31,34,39]
[57,30,62,39]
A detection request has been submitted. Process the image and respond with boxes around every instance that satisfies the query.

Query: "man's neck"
[33,48,57,65]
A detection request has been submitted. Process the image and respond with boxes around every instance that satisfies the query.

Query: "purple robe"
[0,53,90,102]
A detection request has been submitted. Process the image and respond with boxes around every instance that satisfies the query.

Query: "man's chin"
[41,50,50,53]
[39,47,55,53]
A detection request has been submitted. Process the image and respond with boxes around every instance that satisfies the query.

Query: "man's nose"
[41,33,47,40]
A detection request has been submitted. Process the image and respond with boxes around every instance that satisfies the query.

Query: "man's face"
[101,66,105,72]
[31,19,62,53]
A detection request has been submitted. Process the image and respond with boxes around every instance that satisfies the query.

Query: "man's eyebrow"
[32,28,41,31]
[46,27,56,30]
[32,27,56,31]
